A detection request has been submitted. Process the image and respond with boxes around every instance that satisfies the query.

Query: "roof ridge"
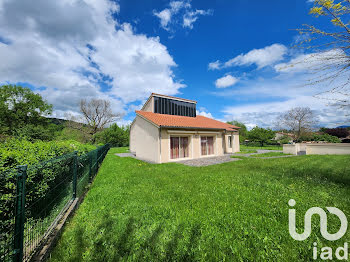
[135,111,240,130]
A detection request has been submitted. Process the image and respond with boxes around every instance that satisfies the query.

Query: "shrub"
[0,138,95,172]
[298,133,341,143]
[95,124,129,147]
[323,127,349,138]
[0,138,97,238]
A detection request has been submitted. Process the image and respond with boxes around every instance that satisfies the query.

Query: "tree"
[95,124,130,147]
[0,85,52,135]
[296,0,350,112]
[79,99,120,142]
[248,127,275,147]
[277,107,318,141]
[323,127,349,138]
[227,120,247,143]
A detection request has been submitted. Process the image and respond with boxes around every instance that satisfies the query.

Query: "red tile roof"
[136,111,239,131]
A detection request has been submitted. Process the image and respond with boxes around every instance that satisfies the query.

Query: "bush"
[0,138,95,172]
[15,123,63,141]
[323,127,349,138]
[277,135,292,145]
[95,124,129,147]
[298,133,341,143]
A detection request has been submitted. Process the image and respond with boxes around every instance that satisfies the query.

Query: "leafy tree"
[297,0,350,111]
[277,135,292,145]
[277,107,318,140]
[95,124,130,147]
[248,127,275,147]
[227,120,247,142]
[323,127,349,138]
[0,85,52,135]
[299,133,341,143]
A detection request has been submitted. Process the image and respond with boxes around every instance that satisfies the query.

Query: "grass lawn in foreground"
[50,147,350,261]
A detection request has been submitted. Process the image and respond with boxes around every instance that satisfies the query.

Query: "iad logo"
[288,199,348,241]
[288,199,349,260]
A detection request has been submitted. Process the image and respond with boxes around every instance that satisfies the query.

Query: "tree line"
[228,107,348,146]
[0,85,129,147]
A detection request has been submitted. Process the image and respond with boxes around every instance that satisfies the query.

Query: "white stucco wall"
[129,115,159,163]
[283,143,350,155]
[306,143,350,155]
[142,96,153,112]
[283,144,298,155]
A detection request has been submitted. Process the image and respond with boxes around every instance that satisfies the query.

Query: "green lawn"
[240,144,283,151]
[50,148,350,261]
[253,152,291,157]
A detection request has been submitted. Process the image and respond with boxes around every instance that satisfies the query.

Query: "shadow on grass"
[67,214,203,261]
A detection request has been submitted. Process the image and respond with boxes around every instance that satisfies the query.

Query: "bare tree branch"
[79,98,121,142]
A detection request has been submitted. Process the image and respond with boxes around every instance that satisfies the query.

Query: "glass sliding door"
[201,136,214,156]
[170,137,189,159]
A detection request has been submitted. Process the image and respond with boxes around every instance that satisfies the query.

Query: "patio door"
[170,137,189,159]
[201,136,214,156]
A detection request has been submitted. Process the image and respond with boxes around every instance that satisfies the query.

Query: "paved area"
[115,153,135,158]
[115,150,297,167]
[234,149,282,157]
[177,154,241,167]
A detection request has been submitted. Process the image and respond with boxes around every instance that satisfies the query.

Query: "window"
[153,96,196,117]
[170,137,189,159]
[228,136,232,148]
[201,136,214,156]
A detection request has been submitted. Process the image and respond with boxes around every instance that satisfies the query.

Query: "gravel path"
[116,150,297,167]
[115,153,135,158]
[177,155,241,167]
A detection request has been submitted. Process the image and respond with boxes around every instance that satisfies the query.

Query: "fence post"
[89,152,93,182]
[72,151,78,199]
[13,165,27,262]
[95,149,98,174]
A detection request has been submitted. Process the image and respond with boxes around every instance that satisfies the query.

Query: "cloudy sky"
[0,0,348,128]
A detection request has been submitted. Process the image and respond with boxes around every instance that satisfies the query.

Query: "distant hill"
[336,125,350,128]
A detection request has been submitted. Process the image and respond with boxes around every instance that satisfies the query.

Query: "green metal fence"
[0,144,110,262]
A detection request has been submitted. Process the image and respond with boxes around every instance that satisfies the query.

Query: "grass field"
[240,144,283,151]
[253,152,291,157]
[50,147,350,261]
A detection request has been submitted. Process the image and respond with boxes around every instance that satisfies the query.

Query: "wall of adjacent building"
[283,143,350,155]
[306,143,350,155]
[224,131,240,153]
[129,115,160,163]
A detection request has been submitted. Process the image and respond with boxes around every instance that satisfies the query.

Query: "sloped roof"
[136,111,239,131]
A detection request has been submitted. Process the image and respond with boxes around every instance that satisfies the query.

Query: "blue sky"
[0,0,348,128]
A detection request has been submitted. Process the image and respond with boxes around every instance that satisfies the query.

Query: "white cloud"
[215,75,238,88]
[0,0,184,120]
[208,60,220,70]
[216,75,350,129]
[209,43,287,70]
[154,9,172,29]
[225,44,287,69]
[196,107,213,118]
[154,0,212,32]
[183,9,213,29]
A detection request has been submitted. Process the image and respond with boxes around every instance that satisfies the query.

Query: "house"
[130,93,240,163]
[274,132,294,142]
